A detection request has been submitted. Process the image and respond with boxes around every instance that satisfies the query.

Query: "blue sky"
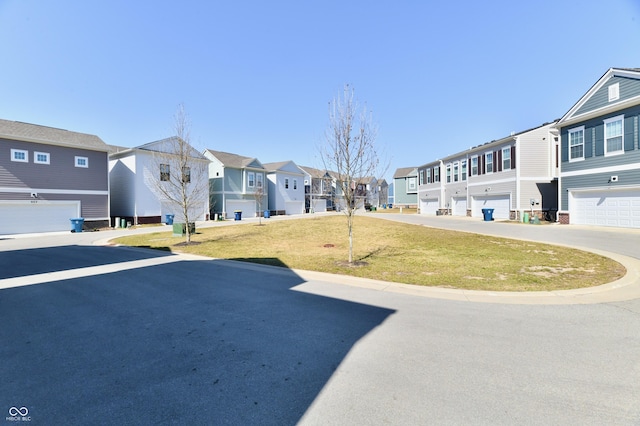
[1,0,639,181]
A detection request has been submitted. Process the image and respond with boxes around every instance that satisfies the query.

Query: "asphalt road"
[1,216,639,425]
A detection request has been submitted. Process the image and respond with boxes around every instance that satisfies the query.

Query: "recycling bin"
[264,210,270,218]
[165,214,174,225]
[234,210,242,221]
[70,218,84,233]
[481,208,494,221]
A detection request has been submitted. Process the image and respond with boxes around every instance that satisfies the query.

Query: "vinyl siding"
[560,168,640,210]
[560,104,640,173]
[1,138,108,191]
[574,76,640,117]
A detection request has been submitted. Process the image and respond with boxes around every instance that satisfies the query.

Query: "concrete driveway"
[1,217,640,424]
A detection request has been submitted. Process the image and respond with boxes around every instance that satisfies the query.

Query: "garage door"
[452,197,467,216]
[0,201,80,235]
[473,195,510,219]
[225,200,255,219]
[570,189,640,228]
[419,198,439,215]
[285,201,304,215]
[311,199,327,213]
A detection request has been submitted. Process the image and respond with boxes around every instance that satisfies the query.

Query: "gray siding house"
[0,119,109,234]
[204,149,267,219]
[417,121,559,220]
[392,167,418,207]
[298,165,334,212]
[555,67,640,228]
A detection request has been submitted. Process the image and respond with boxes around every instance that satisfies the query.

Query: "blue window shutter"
[585,127,593,158]
[560,132,568,162]
[594,125,604,156]
[624,115,635,151]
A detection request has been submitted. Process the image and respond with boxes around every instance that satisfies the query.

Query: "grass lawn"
[112,215,625,292]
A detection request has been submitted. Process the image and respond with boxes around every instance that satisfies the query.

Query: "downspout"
[222,166,226,218]
[515,135,521,215]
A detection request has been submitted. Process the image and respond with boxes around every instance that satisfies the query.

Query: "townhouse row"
[0,122,388,234]
[393,67,640,229]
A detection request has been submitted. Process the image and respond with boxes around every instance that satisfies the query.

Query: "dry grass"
[112,216,625,292]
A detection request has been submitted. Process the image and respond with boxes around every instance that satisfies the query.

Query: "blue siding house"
[392,167,418,207]
[555,68,640,228]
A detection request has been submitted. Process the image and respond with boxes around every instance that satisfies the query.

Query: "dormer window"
[608,83,619,102]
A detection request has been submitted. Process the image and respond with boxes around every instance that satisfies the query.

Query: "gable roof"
[557,67,640,127]
[299,165,332,179]
[204,149,264,169]
[393,167,418,179]
[263,160,303,174]
[0,119,108,151]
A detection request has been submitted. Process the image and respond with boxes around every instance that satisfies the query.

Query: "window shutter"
[585,127,593,158]
[560,132,568,163]
[511,145,516,169]
[481,155,485,175]
[624,115,635,151]
[594,125,604,156]
[497,150,502,172]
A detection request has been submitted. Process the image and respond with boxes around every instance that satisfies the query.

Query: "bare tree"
[320,85,384,264]
[151,104,209,243]
[253,183,265,225]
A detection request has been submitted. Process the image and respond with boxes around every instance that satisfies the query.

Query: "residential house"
[417,121,559,220]
[109,138,209,225]
[298,165,334,212]
[555,67,640,228]
[392,167,418,207]
[378,179,389,207]
[203,149,267,219]
[264,161,305,215]
[0,119,109,234]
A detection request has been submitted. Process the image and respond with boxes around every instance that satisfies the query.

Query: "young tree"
[151,104,209,243]
[320,85,384,264]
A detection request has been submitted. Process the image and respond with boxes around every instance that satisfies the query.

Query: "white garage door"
[570,189,640,228]
[473,195,510,219]
[285,201,304,215]
[420,198,439,215]
[225,200,255,219]
[0,201,80,235]
[311,199,327,213]
[452,197,467,216]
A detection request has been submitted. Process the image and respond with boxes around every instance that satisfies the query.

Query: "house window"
[182,166,191,183]
[419,170,424,185]
[256,173,263,188]
[248,172,255,188]
[604,115,624,156]
[11,149,28,162]
[461,160,467,181]
[294,179,297,190]
[433,167,440,182]
[285,178,289,189]
[608,83,620,102]
[568,126,584,161]
[407,177,416,190]
[446,164,451,183]
[160,164,170,181]
[426,168,432,184]
[75,156,89,168]
[485,152,494,173]
[34,152,50,164]
[502,147,511,170]
[471,156,478,176]
[453,162,459,182]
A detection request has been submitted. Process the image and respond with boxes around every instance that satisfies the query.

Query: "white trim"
[568,126,585,162]
[0,187,108,196]
[561,161,640,177]
[75,156,89,168]
[608,83,620,102]
[604,114,624,157]
[34,151,50,164]
[11,149,28,163]
[485,151,494,174]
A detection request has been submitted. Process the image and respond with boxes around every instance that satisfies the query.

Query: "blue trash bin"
[70,218,84,233]
[234,210,242,221]
[481,208,495,221]
[165,214,174,225]
[264,210,270,218]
